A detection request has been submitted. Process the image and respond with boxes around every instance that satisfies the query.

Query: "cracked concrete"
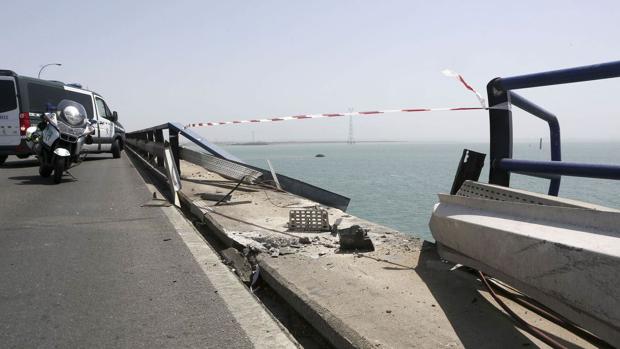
[178,160,602,348]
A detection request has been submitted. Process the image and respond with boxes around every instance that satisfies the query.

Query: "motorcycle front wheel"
[39,163,52,177]
[53,158,66,184]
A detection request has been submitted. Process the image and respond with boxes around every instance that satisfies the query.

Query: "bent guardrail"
[487,60,620,195]
[126,122,351,211]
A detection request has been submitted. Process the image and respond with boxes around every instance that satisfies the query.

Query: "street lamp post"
[38,63,62,79]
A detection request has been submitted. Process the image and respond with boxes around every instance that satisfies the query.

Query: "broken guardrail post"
[163,142,182,207]
[168,127,181,176]
[450,149,486,195]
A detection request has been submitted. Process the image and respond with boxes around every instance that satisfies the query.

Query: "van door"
[0,76,20,147]
[82,101,99,152]
[95,97,114,151]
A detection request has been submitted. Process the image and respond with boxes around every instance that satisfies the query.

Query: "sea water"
[217,142,620,241]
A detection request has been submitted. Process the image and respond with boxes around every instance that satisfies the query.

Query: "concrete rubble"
[177,160,600,349]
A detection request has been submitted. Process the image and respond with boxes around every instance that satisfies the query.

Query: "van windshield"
[0,80,17,113]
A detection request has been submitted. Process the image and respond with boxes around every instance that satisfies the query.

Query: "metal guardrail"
[125,129,181,205]
[487,60,620,195]
[179,147,263,183]
[126,123,351,211]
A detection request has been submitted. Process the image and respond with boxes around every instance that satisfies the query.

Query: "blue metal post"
[487,78,512,187]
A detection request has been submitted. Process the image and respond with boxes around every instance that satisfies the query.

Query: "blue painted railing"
[487,60,620,196]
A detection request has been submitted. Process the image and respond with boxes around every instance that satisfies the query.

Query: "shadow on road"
[82,156,112,162]
[8,175,76,185]
[1,159,39,168]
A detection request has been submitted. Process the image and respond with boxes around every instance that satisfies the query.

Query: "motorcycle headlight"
[63,105,85,126]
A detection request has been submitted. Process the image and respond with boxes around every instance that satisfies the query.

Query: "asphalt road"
[0,154,254,348]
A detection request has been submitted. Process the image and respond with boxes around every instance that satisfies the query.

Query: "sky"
[4,1,620,142]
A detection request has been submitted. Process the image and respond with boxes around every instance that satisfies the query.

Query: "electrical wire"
[262,190,317,209]
[478,271,568,349]
[485,277,613,348]
[214,175,246,206]
[202,207,299,239]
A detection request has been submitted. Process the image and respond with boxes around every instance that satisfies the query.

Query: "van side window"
[95,98,108,119]
[0,80,18,113]
[104,102,112,119]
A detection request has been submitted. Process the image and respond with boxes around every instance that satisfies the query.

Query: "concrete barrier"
[430,190,620,346]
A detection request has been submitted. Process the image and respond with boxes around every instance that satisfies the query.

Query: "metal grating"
[456,180,585,208]
[180,147,263,183]
[288,208,330,231]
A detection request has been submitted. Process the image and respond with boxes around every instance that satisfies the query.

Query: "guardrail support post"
[155,129,165,168]
[163,145,182,207]
[487,78,512,187]
[146,131,154,162]
[169,128,181,176]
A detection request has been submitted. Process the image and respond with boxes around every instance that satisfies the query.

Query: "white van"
[0,70,125,165]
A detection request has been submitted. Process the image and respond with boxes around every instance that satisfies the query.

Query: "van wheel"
[53,158,65,184]
[39,164,53,177]
[0,155,7,165]
[112,139,121,158]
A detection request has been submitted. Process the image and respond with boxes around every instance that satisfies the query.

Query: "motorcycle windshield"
[57,99,88,128]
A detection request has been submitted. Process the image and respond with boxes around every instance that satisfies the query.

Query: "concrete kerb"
[257,257,375,349]
[157,204,299,349]
[178,189,375,349]
[178,191,243,250]
[157,158,608,348]
[126,150,299,348]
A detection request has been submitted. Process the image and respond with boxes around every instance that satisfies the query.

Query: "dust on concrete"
[178,160,597,349]
[181,160,421,261]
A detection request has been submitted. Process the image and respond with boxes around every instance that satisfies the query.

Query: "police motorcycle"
[25,100,95,184]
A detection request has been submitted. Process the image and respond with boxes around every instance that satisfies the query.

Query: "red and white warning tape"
[185,106,498,128]
[185,70,499,129]
[441,69,486,108]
